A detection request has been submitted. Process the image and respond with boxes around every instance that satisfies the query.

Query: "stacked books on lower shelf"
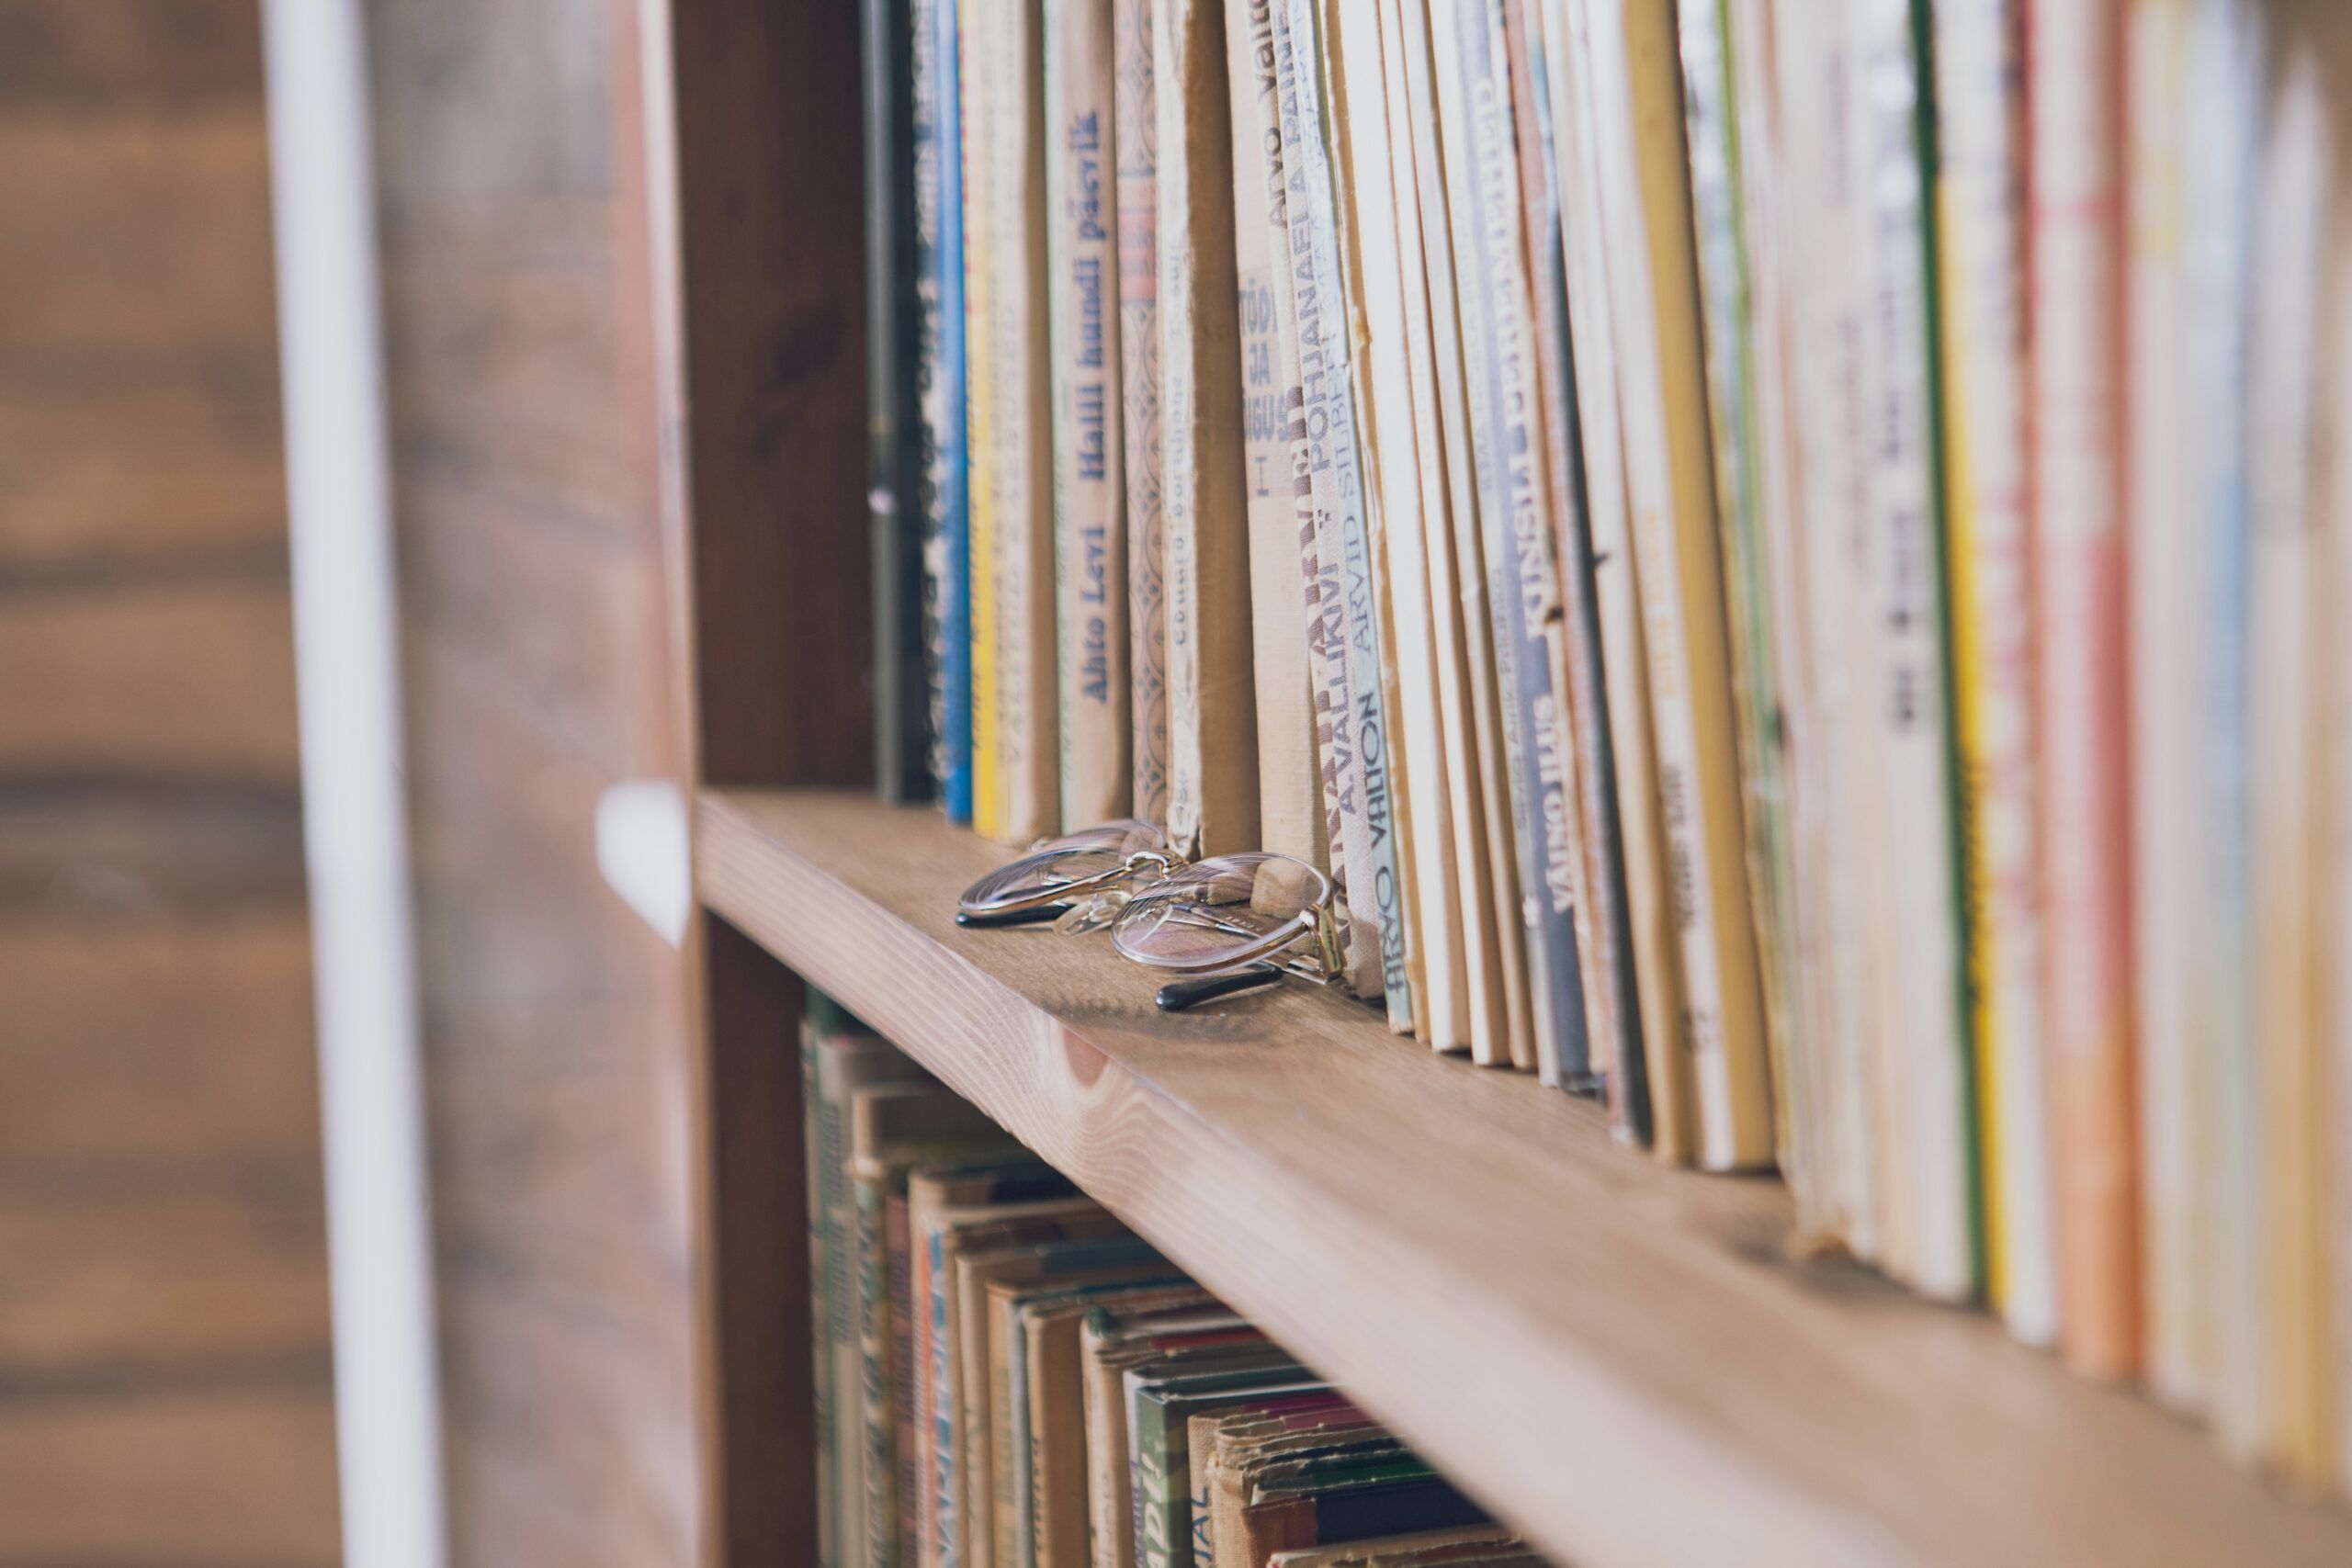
[804,1002,1544,1568]
[862,0,2352,1508]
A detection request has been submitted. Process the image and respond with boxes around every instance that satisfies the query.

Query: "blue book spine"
[915,0,973,819]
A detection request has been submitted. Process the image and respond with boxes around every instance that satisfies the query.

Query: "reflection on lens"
[1110,852,1327,970]
[959,843,1129,915]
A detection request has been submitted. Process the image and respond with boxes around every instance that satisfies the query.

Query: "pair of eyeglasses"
[956,822,1350,1010]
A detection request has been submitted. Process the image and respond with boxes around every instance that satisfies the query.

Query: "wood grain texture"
[697,788,2352,1568]
[0,3,337,1560]
[366,0,698,1564]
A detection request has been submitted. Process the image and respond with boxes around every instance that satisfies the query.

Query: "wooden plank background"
[0,1,338,1561]
[364,0,698,1563]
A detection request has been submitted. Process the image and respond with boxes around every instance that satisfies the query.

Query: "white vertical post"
[258,5,449,1566]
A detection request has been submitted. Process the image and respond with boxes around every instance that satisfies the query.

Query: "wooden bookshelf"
[695,787,2352,1568]
[640,3,2352,1564]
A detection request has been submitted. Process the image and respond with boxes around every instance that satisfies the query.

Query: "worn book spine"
[807,1028,838,1568]
[1157,0,1261,856]
[966,0,1004,839]
[1547,0,1684,1142]
[1427,0,1588,1077]
[1026,1312,1091,1568]
[1270,0,1416,1019]
[891,1193,925,1567]
[917,0,974,818]
[979,0,1063,842]
[1240,1481,1487,1568]
[1117,0,1172,822]
[1397,0,1534,1067]
[1373,0,1512,1063]
[991,1293,1027,1568]
[1329,0,1469,1047]
[1673,0,1796,1156]
[860,1168,904,1568]
[1853,0,1975,1302]
[873,0,933,806]
[1080,1335,1137,1568]
[1586,0,1772,1168]
[2245,47,2331,1490]
[1221,0,1329,871]
[2124,0,2197,1393]
[2030,0,2139,1379]
[1048,0,1133,829]
[1944,0,2052,1345]
[1511,0,1638,1097]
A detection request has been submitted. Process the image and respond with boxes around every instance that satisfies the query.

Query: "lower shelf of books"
[697,787,2352,1568]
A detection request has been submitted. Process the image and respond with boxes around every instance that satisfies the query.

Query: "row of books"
[802,1002,1541,1568]
[861,0,2352,1502]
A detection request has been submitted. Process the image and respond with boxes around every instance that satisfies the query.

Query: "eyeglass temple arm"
[956,902,1071,930]
[1155,961,1283,1011]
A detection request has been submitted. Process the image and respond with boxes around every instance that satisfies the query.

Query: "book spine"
[1117,0,1172,822]
[1674,0,1796,1150]
[1080,1341,1135,1568]
[929,1229,963,1568]
[2245,46,2331,1489]
[1271,0,1417,1021]
[1548,0,1683,1139]
[1511,0,1636,1094]
[1049,0,1133,830]
[1855,0,1975,1302]
[967,0,1004,838]
[1329,0,1471,1048]
[860,1170,903,1568]
[1943,0,2052,1343]
[992,1296,1027,1568]
[2181,0,2262,1459]
[999,0,1063,841]
[1427,0,1587,1075]
[891,1194,924,1568]
[1373,0,1512,1065]
[1222,0,1329,871]
[1392,0,1543,1066]
[1157,0,1262,857]
[1026,1315,1089,1568]
[1130,1395,1173,1568]
[872,0,932,806]
[1588,0,1773,1168]
[2029,0,2140,1379]
[2121,0,2199,1391]
[808,1028,838,1568]
[917,0,974,818]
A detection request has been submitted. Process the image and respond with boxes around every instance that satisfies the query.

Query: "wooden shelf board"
[697,787,2350,1568]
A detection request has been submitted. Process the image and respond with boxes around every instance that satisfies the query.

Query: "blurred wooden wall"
[365,0,697,1562]
[0,1,339,1562]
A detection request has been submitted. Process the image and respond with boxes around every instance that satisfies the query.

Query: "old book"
[915,0,974,818]
[971,1247,1174,1568]
[1220,0,1328,871]
[955,1225,1140,1568]
[1231,1450,1487,1568]
[1269,0,1416,1019]
[910,1163,1084,1568]
[1266,1525,1532,1568]
[1130,1369,1322,1568]
[1326,0,1472,1046]
[1373,0,1513,1065]
[1080,1312,1262,1568]
[965,0,1002,837]
[2030,0,2141,1380]
[1047,0,1133,829]
[810,1013,933,1568]
[1012,1281,1207,1568]
[871,0,932,806]
[1156,0,1262,855]
[1202,1408,1389,1568]
[2244,40,2331,1489]
[1392,0,1536,1068]
[1544,0,1686,1142]
[1510,0,1642,1099]
[969,0,1062,841]
[1580,0,1772,1168]
[1117,0,1172,822]
[854,1084,1026,1568]
[1946,0,2053,1345]
[1854,0,1975,1302]
[1185,1393,1357,1568]
[1426,0,1593,1080]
